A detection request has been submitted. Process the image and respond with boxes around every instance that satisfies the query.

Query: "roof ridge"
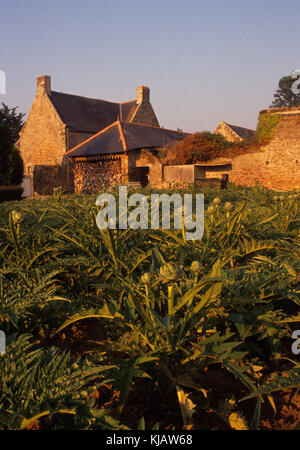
[224,122,255,131]
[123,121,189,134]
[51,90,122,105]
[117,120,127,151]
[65,121,118,155]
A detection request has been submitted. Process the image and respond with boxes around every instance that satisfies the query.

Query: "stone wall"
[18,76,69,194]
[73,158,123,193]
[227,115,300,191]
[201,162,232,180]
[19,80,66,173]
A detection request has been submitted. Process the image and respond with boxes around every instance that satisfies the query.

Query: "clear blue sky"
[1,0,299,132]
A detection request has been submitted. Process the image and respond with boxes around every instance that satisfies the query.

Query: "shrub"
[0,104,24,188]
[163,131,262,165]
[163,132,233,165]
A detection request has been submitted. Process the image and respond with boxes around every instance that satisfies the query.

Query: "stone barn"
[66,120,189,193]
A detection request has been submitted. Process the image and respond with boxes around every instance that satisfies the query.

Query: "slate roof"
[66,121,189,158]
[224,122,256,140]
[50,91,137,133]
[120,101,137,122]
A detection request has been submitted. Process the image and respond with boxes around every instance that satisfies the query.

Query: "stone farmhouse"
[18,75,164,194]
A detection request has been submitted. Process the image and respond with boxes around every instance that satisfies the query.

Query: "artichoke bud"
[190,260,202,273]
[140,272,151,284]
[213,197,221,205]
[224,202,233,212]
[159,263,182,282]
[207,205,216,215]
[11,210,23,224]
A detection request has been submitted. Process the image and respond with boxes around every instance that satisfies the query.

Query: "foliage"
[0,103,25,144]
[256,112,283,143]
[163,131,233,165]
[0,334,125,430]
[270,75,300,108]
[0,186,23,203]
[163,131,262,165]
[0,103,24,186]
[0,186,299,429]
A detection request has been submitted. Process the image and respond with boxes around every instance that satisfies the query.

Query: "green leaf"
[250,398,261,430]
[240,368,300,401]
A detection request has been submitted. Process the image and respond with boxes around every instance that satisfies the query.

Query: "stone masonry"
[130,86,159,127]
[227,114,300,190]
[19,76,67,171]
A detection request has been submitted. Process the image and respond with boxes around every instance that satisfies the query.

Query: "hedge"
[0,185,24,203]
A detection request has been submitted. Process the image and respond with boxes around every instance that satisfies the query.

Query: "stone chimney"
[37,75,51,96]
[137,85,150,105]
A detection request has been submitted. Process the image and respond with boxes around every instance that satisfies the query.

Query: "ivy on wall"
[256,113,283,143]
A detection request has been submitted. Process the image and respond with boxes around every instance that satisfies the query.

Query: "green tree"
[270,75,300,108]
[0,103,24,185]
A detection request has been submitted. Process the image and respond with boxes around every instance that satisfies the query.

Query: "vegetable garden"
[0,184,299,430]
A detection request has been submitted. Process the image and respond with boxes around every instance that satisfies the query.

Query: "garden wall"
[207,114,300,191]
[229,114,300,191]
